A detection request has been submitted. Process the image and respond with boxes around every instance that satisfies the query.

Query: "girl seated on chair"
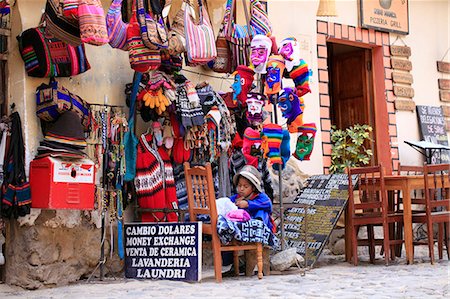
[230,165,273,231]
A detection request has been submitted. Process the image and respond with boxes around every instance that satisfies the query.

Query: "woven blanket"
[217,215,279,248]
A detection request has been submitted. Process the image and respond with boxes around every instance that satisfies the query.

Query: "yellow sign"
[359,0,409,35]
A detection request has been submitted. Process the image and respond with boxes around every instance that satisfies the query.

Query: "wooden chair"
[347,164,403,265]
[411,163,450,264]
[393,163,425,256]
[183,162,263,282]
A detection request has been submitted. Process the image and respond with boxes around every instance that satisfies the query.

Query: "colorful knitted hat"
[264,55,285,95]
[289,59,311,98]
[250,34,272,74]
[293,123,317,161]
[243,127,262,168]
[273,129,291,171]
[232,65,255,106]
[278,87,303,125]
[261,123,283,166]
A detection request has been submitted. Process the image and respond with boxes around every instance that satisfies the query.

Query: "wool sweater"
[135,134,178,222]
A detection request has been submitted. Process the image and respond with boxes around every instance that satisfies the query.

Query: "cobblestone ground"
[1,249,449,298]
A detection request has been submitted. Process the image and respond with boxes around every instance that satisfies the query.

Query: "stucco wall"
[395,0,450,165]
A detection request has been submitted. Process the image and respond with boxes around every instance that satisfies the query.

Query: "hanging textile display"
[1,112,31,219]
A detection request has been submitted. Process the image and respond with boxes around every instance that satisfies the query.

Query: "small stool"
[245,247,270,276]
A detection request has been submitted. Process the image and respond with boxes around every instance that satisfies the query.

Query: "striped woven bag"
[78,0,109,46]
[106,0,128,50]
[44,0,81,46]
[127,11,161,72]
[224,0,252,71]
[184,0,216,65]
[249,0,272,36]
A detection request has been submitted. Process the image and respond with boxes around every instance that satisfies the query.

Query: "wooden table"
[345,174,447,265]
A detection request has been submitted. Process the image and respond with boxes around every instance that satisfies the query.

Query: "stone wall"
[4,210,122,289]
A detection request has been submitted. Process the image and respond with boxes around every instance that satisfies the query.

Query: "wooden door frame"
[317,21,396,174]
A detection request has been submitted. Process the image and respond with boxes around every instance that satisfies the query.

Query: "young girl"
[230,165,273,231]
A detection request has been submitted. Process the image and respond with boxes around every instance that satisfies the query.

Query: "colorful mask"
[278,88,303,124]
[264,55,285,95]
[243,127,262,168]
[293,123,317,161]
[250,34,272,74]
[290,59,311,98]
[246,93,266,125]
[261,123,283,166]
[279,37,301,72]
[232,65,255,106]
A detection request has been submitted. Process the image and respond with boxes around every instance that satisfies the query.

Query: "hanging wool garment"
[135,134,178,222]
[175,82,204,129]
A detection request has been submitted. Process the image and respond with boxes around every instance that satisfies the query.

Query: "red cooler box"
[30,157,96,210]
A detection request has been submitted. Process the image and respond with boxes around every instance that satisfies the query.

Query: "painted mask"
[293,123,317,161]
[264,55,285,95]
[250,34,272,74]
[279,37,301,72]
[232,65,255,106]
[243,127,262,168]
[277,88,302,124]
[246,93,266,125]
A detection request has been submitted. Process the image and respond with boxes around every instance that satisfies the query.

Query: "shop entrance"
[327,42,377,165]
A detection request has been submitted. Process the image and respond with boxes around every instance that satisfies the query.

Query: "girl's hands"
[236,200,249,209]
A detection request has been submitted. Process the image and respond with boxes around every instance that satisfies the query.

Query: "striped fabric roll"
[261,123,283,166]
[250,0,272,36]
[106,0,128,50]
[184,4,217,64]
[78,0,109,46]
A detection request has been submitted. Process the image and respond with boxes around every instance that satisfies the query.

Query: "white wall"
[395,0,450,165]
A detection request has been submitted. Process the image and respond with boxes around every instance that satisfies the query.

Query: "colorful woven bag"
[136,0,168,50]
[225,0,252,71]
[35,78,90,130]
[166,2,186,55]
[106,0,128,50]
[78,0,109,46]
[62,0,79,21]
[44,0,81,46]
[184,0,216,64]
[249,0,272,36]
[17,26,91,78]
[127,10,161,72]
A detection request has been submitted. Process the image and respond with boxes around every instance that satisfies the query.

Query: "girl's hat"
[233,165,262,193]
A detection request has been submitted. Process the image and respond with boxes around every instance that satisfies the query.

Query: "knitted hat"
[243,127,262,168]
[272,129,291,171]
[45,111,86,148]
[289,59,311,98]
[250,34,272,74]
[233,165,262,193]
[232,65,255,106]
[278,87,303,124]
[264,55,285,95]
[279,37,301,72]
[246,92,266,126]
[293,123,317,161]
[261,123,283,166]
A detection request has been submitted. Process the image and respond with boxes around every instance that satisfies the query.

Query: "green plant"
[330,124,374,173]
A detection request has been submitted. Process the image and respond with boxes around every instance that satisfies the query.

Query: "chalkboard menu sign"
[416,105,450,163]
[125,222,202,281]
[283,174,357,267]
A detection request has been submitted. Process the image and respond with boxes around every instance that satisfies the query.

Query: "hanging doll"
[250,34,272,74]
[231,65,255,106]
[278,37,311,98]
[277,87,305,133]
